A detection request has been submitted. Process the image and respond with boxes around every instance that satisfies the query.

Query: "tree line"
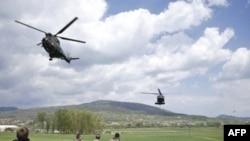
[36,109,103,134]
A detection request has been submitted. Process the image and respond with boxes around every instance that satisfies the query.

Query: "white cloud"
[76,0,213,61]
[139,27,233,82]
[185,27,233,68]
[214,48,250,81]
[156,0,212,32]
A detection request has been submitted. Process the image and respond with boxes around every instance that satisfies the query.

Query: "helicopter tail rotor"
[158,88,163,95]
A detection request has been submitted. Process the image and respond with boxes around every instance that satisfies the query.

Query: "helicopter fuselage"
[141,88,166,105]
[42,33,68,62]
[155,95,165,105]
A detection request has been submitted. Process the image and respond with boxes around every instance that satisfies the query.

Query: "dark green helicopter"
[15,17,86,63]
[141,88,165,105]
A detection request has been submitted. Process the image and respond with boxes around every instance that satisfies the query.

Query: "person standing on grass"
[93,133,101,141]
[110,132,121,141]
[13,127,30,141]
[75,133,82,141]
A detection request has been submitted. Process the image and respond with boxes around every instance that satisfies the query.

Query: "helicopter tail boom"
[70,57,79,60]
[64,57,79,64]
[64,52,79,63]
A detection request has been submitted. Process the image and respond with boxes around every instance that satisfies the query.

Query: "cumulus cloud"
[214,48,250,81]
[185,27,233,69]
[74,0,213,63]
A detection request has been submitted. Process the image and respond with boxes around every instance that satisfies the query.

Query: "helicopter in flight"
[15,17,86,63]
[141,88,166,105]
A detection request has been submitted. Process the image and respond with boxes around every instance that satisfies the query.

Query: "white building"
[0,125,18,132]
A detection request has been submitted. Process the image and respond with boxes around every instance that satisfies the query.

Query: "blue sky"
[105,0,169,14]
[203,0,250,49]
[0,0,250,117]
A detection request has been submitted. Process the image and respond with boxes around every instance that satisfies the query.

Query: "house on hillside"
[0,125,18,132]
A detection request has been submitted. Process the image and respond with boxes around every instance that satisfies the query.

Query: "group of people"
[75,132,120,141]
[13,127,121,141]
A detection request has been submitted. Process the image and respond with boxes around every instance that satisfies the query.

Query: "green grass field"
[0,127,223,141]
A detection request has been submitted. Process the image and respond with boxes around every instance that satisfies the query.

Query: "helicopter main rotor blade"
[140,92,159,95]
[55,17,78,35]
[57,36,86,43]
[15,20,47,34]
[37,42,42,46]
[141,92,179,95]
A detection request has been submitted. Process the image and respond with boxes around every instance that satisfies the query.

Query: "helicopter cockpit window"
[46,33,52,36]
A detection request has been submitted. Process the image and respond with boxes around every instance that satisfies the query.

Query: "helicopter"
[141,88,165,105]
[15,17,86,63]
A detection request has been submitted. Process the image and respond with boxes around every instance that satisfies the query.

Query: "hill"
[2,101,249,128]
[217,114,250,120]
[74,100,182,115]
[0,100,183,119]
[0,107,18,112]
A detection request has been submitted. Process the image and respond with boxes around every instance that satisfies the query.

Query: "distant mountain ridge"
[1,101,250,119]
[0,107,18,112]
[0,100,183,119]
[75,100,183,116]
[217,114,250,120]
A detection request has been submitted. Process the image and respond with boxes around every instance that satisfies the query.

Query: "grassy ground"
[0,127,223,141]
